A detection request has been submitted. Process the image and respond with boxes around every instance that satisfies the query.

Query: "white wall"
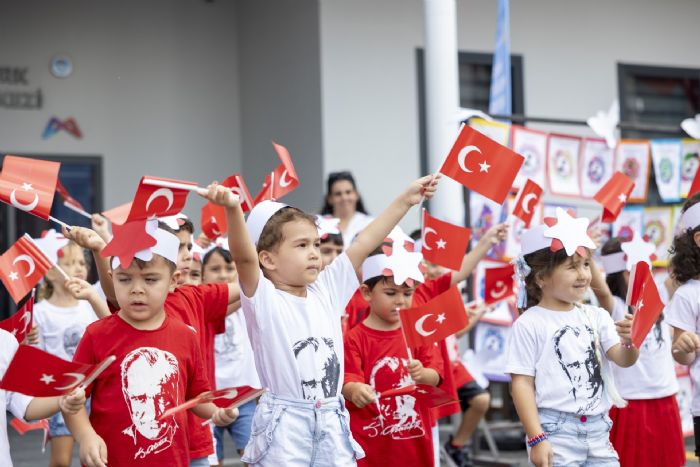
[320,0,700,229]
[0,0,242,215]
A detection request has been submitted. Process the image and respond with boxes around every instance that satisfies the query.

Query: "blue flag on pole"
[489,0,511,117]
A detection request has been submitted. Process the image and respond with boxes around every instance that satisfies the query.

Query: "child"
[187,242,206,285]
[595,237,683,467]
[205,174,439,466]
[666,192,700,459]
[32,232,103,467]
[505,212,638,467]
[64,226,238,467]
[0,327,87,466]
[343,252,443,466]
[205,246,260,465]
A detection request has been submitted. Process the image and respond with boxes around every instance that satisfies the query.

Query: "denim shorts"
[241,392,365,466]
[214,399,256,459]
[49,399,91,438]
[530,408,619,466]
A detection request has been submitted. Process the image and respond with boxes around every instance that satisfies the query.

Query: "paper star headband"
[361,229,424,286]
[111,221,180,269]
[159,213,189,231]
[246,200,288,245]
[32,229,69,264]
[681,203,700,232]
[191,242,209,263]
[316,215,341,240]
[601,234,656,274]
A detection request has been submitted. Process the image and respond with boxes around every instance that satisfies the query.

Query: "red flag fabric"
[593,171,635,223]
[100,219,157,269]
[439,125,524,203]
[0,236,53,303]
[379,384,455,409]
[201,202,226,240]
[0,345,111,397]
[10,417,49,436]
[55,180,86,212]
[421,209,471,271]
[689,165,700,199]
[512,179,543,227]
[484,264,515,305]
[253,142,299,203]
[101,202,132,225]
[625,262,664,348]
[158,386,265,420]
[107,176,196,225]
[0,297,34,343]
[0,155,60,220]
[399,286,468,347]
[223,173,255,213]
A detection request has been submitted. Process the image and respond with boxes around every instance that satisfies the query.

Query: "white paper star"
[384,239,424,286]
[436,239,447,249]
[617,193,627,203]
[40,374,55,385]
[621,233,656,270]
[316,215,341,238]
[436,313,446,324]
[386,226,415,251]
[479,161,491,173]
[542,208,596,256]
[32,229,69,265]
[21,182,33,191]
[8,271,18,281]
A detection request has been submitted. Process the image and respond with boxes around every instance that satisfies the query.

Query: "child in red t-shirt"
[343,253,444,467]
[64,226,238,467]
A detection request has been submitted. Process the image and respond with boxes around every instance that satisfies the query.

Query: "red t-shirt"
[343,289,369,334]
[344,323,443,467]
[164,284,229,459]
[73,314,210,467]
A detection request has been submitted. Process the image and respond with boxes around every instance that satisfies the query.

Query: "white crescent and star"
[617,193,627,203]
[415,313,446,336]
[12,255,36,277]
[489,280,508,299]
[40,374,55,385]
[54,372,86,391]
[279,170,293,188]
[10,182,39,212]
[457,146,481,174]
[422,227,437,251]
[17,311,31,334]
[145,188,174,213]
[521,193,538,215]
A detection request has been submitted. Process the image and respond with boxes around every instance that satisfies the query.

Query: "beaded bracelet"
[527,432,547,447]
[620,341,634,349]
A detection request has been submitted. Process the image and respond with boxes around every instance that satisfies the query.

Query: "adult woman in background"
[320,171,374,249]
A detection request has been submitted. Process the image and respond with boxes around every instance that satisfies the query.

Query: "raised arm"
[589,260,615,315]
[451,222,508,287]
[346,174,440,272]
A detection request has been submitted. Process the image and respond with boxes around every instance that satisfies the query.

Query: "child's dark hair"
[521,247,573,311]
[202,247,233,269]
[320,233,343,247]
[176,218,194,234]
[257,207,318,253]
[601,237,627,299]
[320,171,368,215]
[670,192,700,284]
[409,229,421,241]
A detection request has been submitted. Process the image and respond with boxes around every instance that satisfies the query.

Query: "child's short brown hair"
[257,207,318,253]
[670,192,700,284]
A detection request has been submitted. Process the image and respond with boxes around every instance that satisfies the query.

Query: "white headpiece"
[600,252,626,274]
[111,221,180,269]
[159,213,189,231]
[246,200,288,245]
[681,203,700,231]
[32,229,69,264]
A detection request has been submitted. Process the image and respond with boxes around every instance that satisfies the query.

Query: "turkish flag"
[55,180,86,212]
[0,297,34,343]
[253,142,299,203]
[0,236,53,303]
[512,179,543,227]
[689,165,700,198]
[484,264,515,305]
[593,171,635,223]
[380,384,455,409]
[0,345,113,397]
[625,261,664,348]
[158,386,265,420]
[223,173,255,212]
[9,417,49,451]
[108,176,196,225]
[421,209,471,271]
[100,219,157,269]
[399,286,467,347]
[439,125,524,203]
[201,202,226,240]
[0,155,60,220]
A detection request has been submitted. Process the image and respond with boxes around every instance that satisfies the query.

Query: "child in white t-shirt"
[204,174,439,466]
[32,236,102,467]
[666,193,700,459]
[505,211,638,467]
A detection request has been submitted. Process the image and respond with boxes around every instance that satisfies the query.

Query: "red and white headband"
[520,208,597,257]
[111,221,180,269]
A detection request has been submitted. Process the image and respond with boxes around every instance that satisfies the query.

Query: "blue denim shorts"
[49,399,91,438]
[241,392,365,466]
[531,408,619,466]
[214,399,256,459]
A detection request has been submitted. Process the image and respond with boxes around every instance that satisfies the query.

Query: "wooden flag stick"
[397,308,414,361]
[22,234,70,280]
[142,178,209,196]
[78,355,116,391]
[49,216,71,231]
[63,201,92,220]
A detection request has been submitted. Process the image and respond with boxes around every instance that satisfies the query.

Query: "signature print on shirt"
[120,347,180,459]
[553,325,603,414]
[293,337,340,400]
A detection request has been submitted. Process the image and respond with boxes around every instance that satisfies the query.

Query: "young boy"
[204,174,439,466]
[64,226,238,467]
[343,252,443,466]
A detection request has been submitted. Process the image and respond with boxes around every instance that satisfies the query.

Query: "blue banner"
[488,0,511,117]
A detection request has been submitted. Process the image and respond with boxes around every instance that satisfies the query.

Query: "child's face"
[111,256,176,327]
[540,253,592,307]
[46,245,88,285]
[174,230,193,285]
[202,252,237,284]
[361,277,415,326]
[188,259,202,285]
[260,220,322,287]
[320,241,343,269]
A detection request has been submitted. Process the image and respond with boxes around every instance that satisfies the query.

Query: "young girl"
[597,238,683,467]
[205,174,438,466]
[666,192,700,459]
[32,233,103,467]
[204,246,260,466]
[505,211,638,467]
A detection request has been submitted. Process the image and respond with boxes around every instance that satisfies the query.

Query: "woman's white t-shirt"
[609,296,678,399]
[241,252,358,400]
[214,311,261,389]
[665,279,700,415]
[341,212,373,250]
[34,300,98,361]
[505,304,619,415]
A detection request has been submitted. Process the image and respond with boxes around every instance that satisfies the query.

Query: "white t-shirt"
[0,329,33,466]
[609,296,678,399]
[34,300,98,361]
[214,311,261,389]
[341,212,373,250]
[665,279,700,415]
[241,252,358,400]
[505,304,619,415]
